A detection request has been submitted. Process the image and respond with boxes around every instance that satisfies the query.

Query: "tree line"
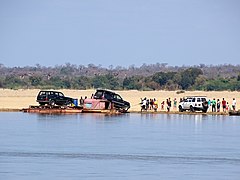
[0,63,240,91]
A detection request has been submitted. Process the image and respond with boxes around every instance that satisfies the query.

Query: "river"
[0,112,240,179]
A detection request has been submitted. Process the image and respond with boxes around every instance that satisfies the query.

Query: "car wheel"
[202,102,208,109]
[39,102,45,106]
[179,106,183,112]
[49,100,55,106]
[123,106,129,111]
[190,106,195,112]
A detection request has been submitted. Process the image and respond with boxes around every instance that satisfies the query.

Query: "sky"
[0,0,240,68]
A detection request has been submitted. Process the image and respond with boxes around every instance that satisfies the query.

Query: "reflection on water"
[0,112,240,179]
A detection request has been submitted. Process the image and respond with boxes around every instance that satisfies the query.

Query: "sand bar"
[0,89,239,112]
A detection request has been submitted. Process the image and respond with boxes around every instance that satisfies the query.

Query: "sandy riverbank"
[0,89,239,112]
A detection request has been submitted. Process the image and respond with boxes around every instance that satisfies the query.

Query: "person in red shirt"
[222,98,227,112]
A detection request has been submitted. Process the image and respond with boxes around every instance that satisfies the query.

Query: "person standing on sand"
[153,98,158,112]
[173,98,177,109]
[141,98,147,112]
[166,99,169,112]
[222,98,227,112]
[226,102,229,111]
[212,98,216,112]
[217,99,221,112]
[146,99,150,110]
[140,98,143,110]
[208,99,211,112]
[167,98,171,112]
[161,101,165,110]
[150,99,154,110]
[232,98,236,111]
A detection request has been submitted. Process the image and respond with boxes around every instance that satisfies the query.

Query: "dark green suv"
[36,90,73,106]
[93,89,130,111]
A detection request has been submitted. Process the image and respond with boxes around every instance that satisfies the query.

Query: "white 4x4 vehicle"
[179,96,208,113]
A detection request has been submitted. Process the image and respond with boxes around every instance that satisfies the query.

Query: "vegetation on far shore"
[0,63,240,91]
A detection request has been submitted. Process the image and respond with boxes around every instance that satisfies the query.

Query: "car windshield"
[114,94,122,100]
[39,91,46,96]
[58,92,64,97]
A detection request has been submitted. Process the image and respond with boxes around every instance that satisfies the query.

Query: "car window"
[94,91,103,98]
[192,98,196,102]
[197,98,201,102]
[59,92,64,97]
[202,98,206,102]
[104,92,112,99]
[114,94,122,100]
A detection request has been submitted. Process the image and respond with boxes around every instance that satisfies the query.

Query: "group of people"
[208,98,237,112]
[79,96,87,107]
[140,98,158,112]
[140,97,237,113]
[140,97,178,112]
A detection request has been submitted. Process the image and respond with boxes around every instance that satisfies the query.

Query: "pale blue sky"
[0,0,240,67]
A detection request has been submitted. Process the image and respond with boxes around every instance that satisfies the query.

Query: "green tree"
[72,76,91,89]
[105,74,120,90]
[193,75,207,90]
[60,63,75,75]
[123,76,142,90]
[165,79,179,90]
[237,74,240,81]
[152,72,176,87]
[91,75,108,89]
[49,76,65,88]
[4,75,27,89]
[29,76,42,86]
[204,78,231,91]
[62,79,71,88]
[179,68,203,89]
[0,77,3,88]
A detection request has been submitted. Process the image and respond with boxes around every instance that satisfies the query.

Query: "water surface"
[0,112,240,179]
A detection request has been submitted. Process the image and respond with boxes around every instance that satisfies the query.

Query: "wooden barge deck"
[22,104,123,114]
[22,106,83,114]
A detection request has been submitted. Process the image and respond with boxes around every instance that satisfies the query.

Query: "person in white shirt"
[141,98,147,111]
[232,98,237,111]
